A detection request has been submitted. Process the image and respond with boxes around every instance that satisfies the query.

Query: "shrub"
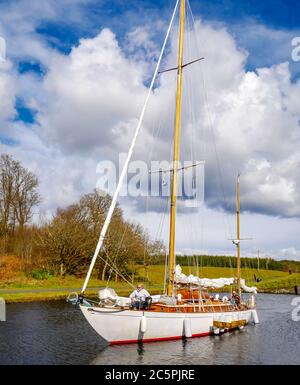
[31,268,51,280]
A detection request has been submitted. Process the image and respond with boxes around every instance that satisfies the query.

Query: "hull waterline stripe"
[109,332,211,345]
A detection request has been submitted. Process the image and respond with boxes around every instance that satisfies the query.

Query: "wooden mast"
[167,0,185,296]
[236,174,241,296]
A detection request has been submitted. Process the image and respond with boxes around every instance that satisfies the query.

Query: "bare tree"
[0,154,40,234]
[0,154,18,234]
[38,205,95,276]
[37,189,155,280]
[13,165,40,229]
[37,190,121,276]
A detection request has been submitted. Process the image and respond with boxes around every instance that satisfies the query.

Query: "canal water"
[0,294,299,365]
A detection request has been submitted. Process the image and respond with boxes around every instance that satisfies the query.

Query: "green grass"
[1,291,88,304]
[255,273,300,291]
[0,284,163,304]
[142,265,287,284]
[0,265,298,303]
[139,265,298,293]
[0,272,163,303]
[0,274,99,290]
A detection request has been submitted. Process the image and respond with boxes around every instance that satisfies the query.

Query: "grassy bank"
[1,266,299,303]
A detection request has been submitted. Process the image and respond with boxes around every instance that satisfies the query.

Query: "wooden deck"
[147,300,242,313]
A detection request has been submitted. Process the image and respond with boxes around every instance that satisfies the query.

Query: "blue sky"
[0,0,298,125]
[34,0,300,51]
[37,0,300,52]
[3,0,298,124]
[1,0,300,259]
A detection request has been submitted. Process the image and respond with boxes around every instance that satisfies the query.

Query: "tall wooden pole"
[167,0,185,296]
[80,0,180,294]
[236,175,241,296]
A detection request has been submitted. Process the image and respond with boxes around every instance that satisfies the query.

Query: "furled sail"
[240,279,257,294]
[98,288,162,307]
[174,265,257,293]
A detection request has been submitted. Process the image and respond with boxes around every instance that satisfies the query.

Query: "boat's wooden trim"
[213,319,246,329]
[147,302,240,313]
[95,301,249,313]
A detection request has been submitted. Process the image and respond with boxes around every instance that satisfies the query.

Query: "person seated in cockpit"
[231,290,241,308]
[130,284,151,310]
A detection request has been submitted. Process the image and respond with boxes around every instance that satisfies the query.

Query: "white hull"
[80,305,257,344]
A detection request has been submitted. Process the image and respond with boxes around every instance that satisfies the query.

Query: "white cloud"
[0,36,6,62]
[279,247,300,261]
[214,62,300,216]
[0,4,300,258]
[38,28,148,155]
[125,26,159,62]
[0,60,16,122]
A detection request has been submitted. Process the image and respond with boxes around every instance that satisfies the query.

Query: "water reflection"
[0,294,299,365]
[91,294,300,365]
[137,341,145,363]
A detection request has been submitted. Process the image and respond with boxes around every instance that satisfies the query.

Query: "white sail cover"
[240,279,257,294]
[98,288,161,306]
[174,265,257,293]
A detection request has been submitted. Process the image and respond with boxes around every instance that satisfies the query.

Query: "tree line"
[0,153,164,281]
[1,153,299,282]
[151,255,300,273]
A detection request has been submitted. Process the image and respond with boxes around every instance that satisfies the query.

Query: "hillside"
[1,264,299,303]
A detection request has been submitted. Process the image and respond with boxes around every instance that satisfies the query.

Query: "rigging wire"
[181,1,206,273]
[105,223,128,287]
[141,49,177,288]
[187,0,233,235]
[81,0,180,293]
[186,0,235,263]
[98,252,136,290]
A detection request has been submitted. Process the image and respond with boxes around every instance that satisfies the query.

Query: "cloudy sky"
[0,0,300,261]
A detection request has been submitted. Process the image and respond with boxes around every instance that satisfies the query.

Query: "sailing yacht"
[69,0,259,344]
